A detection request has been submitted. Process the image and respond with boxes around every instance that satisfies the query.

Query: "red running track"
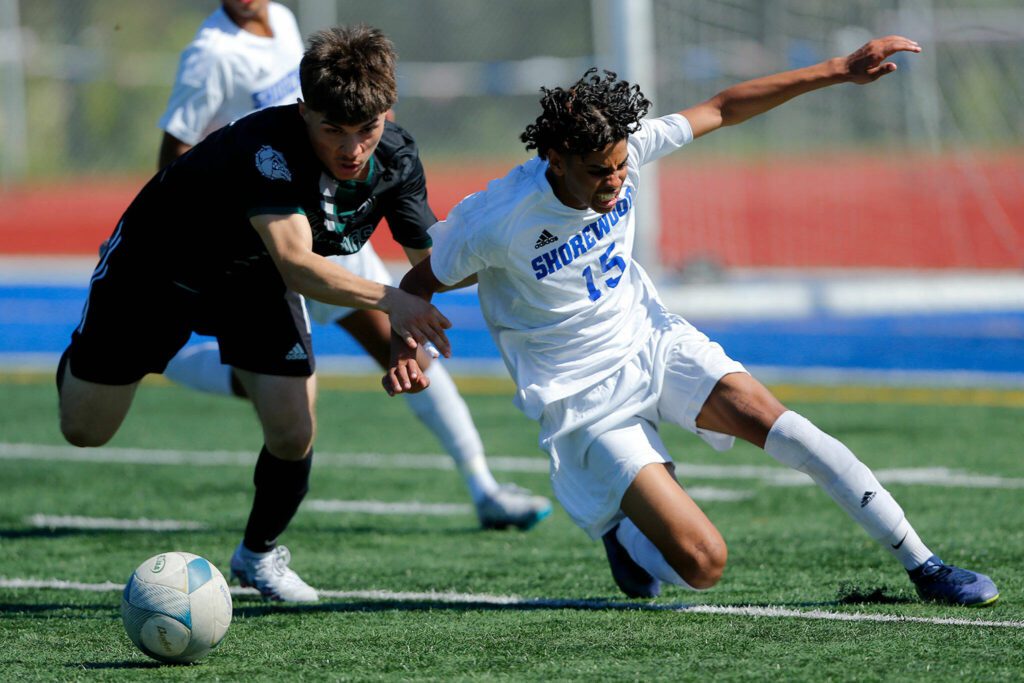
[2,154,1021,269]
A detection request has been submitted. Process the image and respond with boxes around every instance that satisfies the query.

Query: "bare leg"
[619,463,727,589]
[58,357,140,447]
[341,310,502,502]
[233,369,317,460]
[695,372,785,447]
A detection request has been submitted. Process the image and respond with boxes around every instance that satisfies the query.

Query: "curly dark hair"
[520,68,651,158]
[300,25,397,124]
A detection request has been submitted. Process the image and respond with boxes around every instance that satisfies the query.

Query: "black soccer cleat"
[602,524,660,598]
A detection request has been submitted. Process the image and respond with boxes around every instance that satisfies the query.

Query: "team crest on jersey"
[255,145,292,181]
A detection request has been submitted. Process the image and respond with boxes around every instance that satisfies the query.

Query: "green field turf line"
[5,442,1023,488]
[4,369,1022,406]
[2,578,1020,629]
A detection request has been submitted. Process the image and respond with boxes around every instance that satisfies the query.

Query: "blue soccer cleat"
[908,555,999,607]
[602,524,660,598]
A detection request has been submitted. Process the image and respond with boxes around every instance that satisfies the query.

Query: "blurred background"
[0,0,1022,384]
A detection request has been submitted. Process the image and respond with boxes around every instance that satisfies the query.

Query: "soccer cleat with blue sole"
[602,524,661,599]
[908,555,999,607]
[476,484,553,530]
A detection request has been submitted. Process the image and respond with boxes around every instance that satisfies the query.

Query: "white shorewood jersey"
[429,114,694,419]
[158,2,303,146]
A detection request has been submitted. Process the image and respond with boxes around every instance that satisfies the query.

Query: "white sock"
[764,411,933,570]
[403,362,499,503]
[616,518,701,590]
[163,341,234,397]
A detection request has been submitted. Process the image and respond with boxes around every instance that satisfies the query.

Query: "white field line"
[2,578,1021,630]
[27,514,206,531]
[305,500,472,515]
[23,489,750,530]
[4,442,1023,490]
[682,487,755,502]
[306,487,751,514]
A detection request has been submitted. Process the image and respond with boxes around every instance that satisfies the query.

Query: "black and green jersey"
[118,104,434,294]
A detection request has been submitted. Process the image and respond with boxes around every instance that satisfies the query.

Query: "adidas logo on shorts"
[285,343,308,361]
[534,230,558,249]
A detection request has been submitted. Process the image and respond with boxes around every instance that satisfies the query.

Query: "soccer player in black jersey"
[156,4,552,535]
[57,26,455,602]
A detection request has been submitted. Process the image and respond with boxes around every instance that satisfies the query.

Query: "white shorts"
[540,316,747,539]
[305,243,393,325]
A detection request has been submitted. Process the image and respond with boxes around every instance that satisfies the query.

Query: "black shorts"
[68,235,315,385]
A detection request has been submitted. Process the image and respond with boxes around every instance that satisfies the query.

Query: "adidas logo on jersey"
[860,491,876,508]
[285,343,308,361]
[534,230,558,249]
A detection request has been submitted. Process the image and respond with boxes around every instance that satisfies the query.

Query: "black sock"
[242,446,313,553]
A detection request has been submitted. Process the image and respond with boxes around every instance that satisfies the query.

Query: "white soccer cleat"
[476,484,553,530]
[229,543,318,602]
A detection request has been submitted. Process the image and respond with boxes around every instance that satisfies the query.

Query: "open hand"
[845,35,921,84]
[384,287,452,358]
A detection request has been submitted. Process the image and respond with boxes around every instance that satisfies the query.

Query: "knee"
[264,423,315,461]
[673,535,728,590]
[60,414,113,448]
[687,540,728,589]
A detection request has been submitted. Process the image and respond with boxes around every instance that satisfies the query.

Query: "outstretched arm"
[681,35,921,139]
[383,257,448,396]
[251,213,452,353]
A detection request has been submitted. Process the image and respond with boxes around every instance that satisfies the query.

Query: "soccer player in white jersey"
[384,35,1000,606]
[158,0,305,167]
[155,1,552,535]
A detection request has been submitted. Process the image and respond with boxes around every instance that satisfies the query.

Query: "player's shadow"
[312,524,485,538]
[75,661,162,670]
[0,527,106,540]
[0,602,115,617]
[0,527,217,540]
[834,584,916,606]
[231,584,915,619]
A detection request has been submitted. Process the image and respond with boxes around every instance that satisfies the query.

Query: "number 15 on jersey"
[582,242,627,302]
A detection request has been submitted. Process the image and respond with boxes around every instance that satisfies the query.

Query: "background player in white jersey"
[157,0,304,167]
[384,36,1000,606]
[156,0,551,531]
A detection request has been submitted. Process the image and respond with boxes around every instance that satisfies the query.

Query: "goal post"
[591,0,662,276]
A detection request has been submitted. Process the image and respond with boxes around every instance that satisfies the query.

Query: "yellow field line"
[769,384,1024,408]
[8,370,1023,407]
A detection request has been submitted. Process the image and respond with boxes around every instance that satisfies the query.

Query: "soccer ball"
[121,551,233,664]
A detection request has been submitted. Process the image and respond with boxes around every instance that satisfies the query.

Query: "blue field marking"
[1,283,1022,377]
[702,312,1024,374]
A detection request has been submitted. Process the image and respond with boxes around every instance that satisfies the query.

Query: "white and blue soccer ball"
[121,551,233,664]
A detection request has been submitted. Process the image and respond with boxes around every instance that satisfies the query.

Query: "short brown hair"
[300,25,397,124]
